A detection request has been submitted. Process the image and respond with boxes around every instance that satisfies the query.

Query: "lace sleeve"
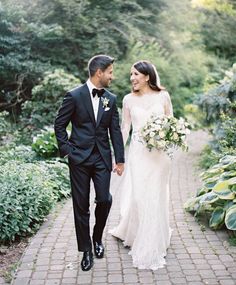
[121,95,131,146]
[164,91,173,116]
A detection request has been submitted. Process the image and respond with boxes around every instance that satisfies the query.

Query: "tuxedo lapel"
[96,97,105,128]
[80,84,96,126]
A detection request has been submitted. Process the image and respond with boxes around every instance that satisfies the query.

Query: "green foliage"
[192,64,236,234]
[1,0,150,81]
[193,0,236,63]
[184,155,236,231]
[213,112,236,154]
[0,161,55,243]
[0,111,11,138]
[21,69,81,129]
[32,127,58,158]
[0,3,52,115]
[0,159,70,243]
[198,145,221,170]
[112,40,209,116]
[183,104,205,129]
[197,63,236,170]
[0,145,37,165]
[196,63,236,124]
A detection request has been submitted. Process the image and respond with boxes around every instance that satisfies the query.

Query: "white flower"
[173,132,179,140]
[101,97,110,110]
[149,131,155,138]
[159,130,165,138]
[139,114,190,155]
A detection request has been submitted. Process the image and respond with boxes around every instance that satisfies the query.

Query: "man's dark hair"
[88,54,114,77]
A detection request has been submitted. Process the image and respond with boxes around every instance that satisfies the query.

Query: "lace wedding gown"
[110,91,173,270]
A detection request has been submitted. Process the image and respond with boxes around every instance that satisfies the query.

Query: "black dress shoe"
[81,251,94,271]
[93,241,104,258]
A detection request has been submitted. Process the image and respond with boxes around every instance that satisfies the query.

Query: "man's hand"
[113,163,125,176]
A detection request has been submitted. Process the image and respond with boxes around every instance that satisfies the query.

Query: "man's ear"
[96,68,103,78]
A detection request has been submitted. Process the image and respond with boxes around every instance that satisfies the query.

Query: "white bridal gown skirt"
[110,137,172,270]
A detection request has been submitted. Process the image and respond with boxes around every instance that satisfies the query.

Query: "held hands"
[113,163,124,176]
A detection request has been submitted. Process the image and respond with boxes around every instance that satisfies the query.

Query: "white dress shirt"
[86,79,101,121]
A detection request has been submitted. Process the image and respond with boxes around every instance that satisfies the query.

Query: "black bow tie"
[92,88,105,98]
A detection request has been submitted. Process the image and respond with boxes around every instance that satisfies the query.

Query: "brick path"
[8,130,236,285]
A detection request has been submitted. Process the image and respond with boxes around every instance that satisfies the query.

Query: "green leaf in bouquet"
[209,207,225,230]
[225,205,236,230]
[213,180,235,200]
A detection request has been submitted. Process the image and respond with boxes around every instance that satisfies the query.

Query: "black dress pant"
[69,146,112,252]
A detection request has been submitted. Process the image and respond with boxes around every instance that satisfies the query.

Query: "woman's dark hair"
[88,54,114,77]
[133,60,164,91]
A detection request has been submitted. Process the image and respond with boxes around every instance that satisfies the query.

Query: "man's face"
[99,64,114,88]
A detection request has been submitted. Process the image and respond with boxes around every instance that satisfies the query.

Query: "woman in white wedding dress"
[110,60,173,270]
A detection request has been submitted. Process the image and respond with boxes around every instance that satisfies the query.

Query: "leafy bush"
[32,127,58,158]
[0,111,11,139]
[21,69,81,129]
[0,159,70,243]
[213,111,236,155]
[0,145,37,165]
[196,63,236,125]
[45,159,71,200]
[198,145,221,170]
[183,104,205,129]
[0,162,55,243]
[184,155,236,231]
[112,40,209,116]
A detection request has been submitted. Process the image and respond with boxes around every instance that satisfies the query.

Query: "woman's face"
[130,66,149,92]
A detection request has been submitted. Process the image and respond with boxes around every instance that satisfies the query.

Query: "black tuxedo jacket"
[54,83,124,171]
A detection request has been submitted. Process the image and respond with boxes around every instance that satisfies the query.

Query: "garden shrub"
[32,127,58,158]
[0,145,37,165]
[184,155,236,231]
[0,159,70,243]
[21,68,81,129]
[186,64,236,235]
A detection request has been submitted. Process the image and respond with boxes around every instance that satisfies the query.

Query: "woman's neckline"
[130,91,161,97]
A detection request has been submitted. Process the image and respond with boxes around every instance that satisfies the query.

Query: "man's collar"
[86,79,97,95]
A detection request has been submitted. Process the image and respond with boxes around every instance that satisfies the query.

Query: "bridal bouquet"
[140,114,190,154]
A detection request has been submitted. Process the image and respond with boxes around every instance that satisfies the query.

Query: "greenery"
[21,69,81,129]
[186,62,236,235]
[0,0,236,245]
[1,0,235,122]
[197,64,236,169]
[32,127,59,158]
[0,159,70,243]
[184,155,236,231]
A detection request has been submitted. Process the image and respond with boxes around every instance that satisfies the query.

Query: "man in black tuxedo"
[54,55,125,271]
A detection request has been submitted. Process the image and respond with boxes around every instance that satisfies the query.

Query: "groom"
[54,54,125,271]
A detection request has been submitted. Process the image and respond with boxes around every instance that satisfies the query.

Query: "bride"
[110,60,173,270]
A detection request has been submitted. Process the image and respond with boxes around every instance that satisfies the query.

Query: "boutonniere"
[101,97,110,111]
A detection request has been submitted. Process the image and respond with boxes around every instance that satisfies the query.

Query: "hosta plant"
[184,155,236,231]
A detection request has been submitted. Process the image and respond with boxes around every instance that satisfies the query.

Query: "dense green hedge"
[0,147,70,243]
